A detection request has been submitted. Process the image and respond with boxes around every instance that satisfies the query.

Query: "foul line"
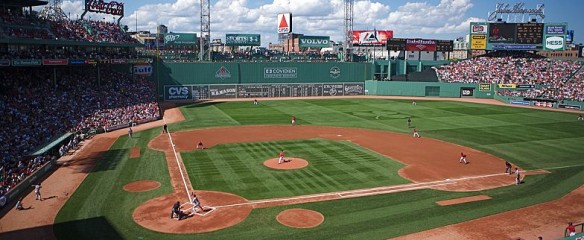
[213,169,555,209]
[164,118,193,203]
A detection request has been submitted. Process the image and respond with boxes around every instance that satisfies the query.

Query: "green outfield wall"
[365,80,495,98]
[153,61,371,100]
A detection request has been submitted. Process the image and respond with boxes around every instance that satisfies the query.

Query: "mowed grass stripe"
[182,139,409,200]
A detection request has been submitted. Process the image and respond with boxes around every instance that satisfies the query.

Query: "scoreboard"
[472,22,566,51]
[515,23,543,44]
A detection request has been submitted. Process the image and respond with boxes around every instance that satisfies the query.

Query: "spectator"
[567,222,576,237]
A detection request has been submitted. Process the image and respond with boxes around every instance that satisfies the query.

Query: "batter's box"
[181,203,217,217]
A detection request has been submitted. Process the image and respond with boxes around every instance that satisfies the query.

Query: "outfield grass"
[54,99,584,239]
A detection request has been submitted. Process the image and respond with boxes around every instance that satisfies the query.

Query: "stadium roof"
[1,0,48,7]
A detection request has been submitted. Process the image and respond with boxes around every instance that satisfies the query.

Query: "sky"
[48,0,584,46]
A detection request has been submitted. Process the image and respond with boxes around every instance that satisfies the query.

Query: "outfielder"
[291,116,296,126]
[459,152,468,164]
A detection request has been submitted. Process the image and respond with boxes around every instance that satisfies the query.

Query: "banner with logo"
[470,35,487,50]
[164,85,192,101]
[461,88,474,97]
[405,39,436,51]
[12,59,42,66]
[299,35,330,48]
[164,33,197,45]
[470,22,488,34]
[0,59,11,66]
[69,59,87,65]
[225,34,261,46]
[579,46,584,58]
[558,104,581,110]
[264,67,297,79]
[498,84,516,89]
[133,64,152,76]
[277,13,292,33]
[545,25,566,35]
[479,83,491,92]
[42,59,68,65]
[352,30,393,45]
[544,35,565,51]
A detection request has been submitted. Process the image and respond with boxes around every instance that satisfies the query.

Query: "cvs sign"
[164,86,192,100]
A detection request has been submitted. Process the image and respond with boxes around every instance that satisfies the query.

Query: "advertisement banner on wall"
[498,84,517,89]
[352,30,393,45]
[225,34,261,46]
[164,85,192,101]
[470,35,487,50]
[461,88,474,97]
[479,83,491,92]
[164,33,197,45]
[0,59,11,66]
[42,59,68,65]
[470,22,488,34]
[405,39,437,51]
[544,36,565,51]
[133,64,152,76]
[298,35,330,48]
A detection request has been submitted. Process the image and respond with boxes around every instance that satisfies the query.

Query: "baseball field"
[21,98,584,239]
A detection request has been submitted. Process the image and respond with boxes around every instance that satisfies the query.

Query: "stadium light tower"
[344,0,354,62]
[39,0,68,21]
[200,0,211,61]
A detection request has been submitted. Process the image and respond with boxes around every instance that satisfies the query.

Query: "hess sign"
[87,0,124,16]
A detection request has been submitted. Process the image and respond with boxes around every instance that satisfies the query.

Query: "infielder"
[413,128,420,138]
[407,117,412,128]
[459,152,468,164]
[515,168,521,185]
[505,161,512,174]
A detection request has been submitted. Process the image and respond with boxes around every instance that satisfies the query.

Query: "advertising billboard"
[470,35,487,49]
[298,35,330,48]
[277,13,292,33]
[225,34,261,46]
[164,33,197,45]
[566,30,574,44]
[545,25,566,35]
[470,22,488,34]
[405,39,436,51]
[544,36,565,51]
[352,30,393,45]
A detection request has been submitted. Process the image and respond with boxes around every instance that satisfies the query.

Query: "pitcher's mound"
[277,208,324,228]
[123,180,160,192]
[263,158,309,170]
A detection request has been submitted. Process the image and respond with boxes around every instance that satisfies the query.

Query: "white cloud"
[34,0,480,45]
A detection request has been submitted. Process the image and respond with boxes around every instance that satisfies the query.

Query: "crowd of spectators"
[436,51,584,102]
[0,67,160,199]
[0,48,140,60]
[1,10,137,44]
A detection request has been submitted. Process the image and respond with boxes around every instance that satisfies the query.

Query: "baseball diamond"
[2,1,584,240]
